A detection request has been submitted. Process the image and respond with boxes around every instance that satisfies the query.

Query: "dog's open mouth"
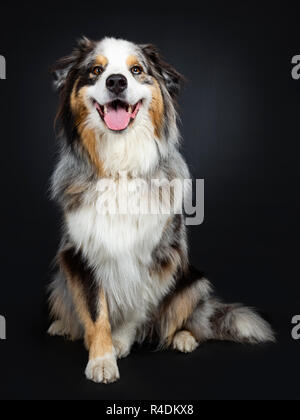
[94,99,142,132]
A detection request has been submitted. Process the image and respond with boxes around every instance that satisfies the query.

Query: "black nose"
[106,74,128,94]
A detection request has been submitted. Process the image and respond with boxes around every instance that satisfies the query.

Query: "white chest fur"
[65,179,171,324]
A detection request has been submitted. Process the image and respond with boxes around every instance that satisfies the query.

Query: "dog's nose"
[106,74,128,95]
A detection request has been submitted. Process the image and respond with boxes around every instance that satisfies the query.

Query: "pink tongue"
[104,104,131,131]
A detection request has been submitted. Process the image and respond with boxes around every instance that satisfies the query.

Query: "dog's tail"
[186,297,276,344]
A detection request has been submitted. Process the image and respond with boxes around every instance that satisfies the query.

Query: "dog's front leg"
[60,249,119,384]
[84,290,119,384]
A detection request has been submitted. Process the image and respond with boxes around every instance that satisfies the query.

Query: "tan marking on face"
[149,78,164,138]
[126,55,140,69]
[60,254,114,360]
[70,82,105,177]
[95,54,108,68]
[80,126,105,177]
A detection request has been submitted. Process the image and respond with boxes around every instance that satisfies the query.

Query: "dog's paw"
[85,354,120,384]
[113,337,132,359]
[172,331,199,353]
[48,320,67,337]
[48,320,82,341]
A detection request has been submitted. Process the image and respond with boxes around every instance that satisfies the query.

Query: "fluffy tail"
[186,298,275,345]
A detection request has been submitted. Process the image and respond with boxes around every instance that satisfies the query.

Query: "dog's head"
[52,37,183,174]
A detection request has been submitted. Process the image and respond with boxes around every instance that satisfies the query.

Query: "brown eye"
[92,66,104,76]
[131,66,143,75]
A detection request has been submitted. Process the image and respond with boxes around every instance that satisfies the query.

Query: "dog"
[48,37,275,384]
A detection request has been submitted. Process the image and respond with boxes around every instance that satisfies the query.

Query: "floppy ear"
[51,56,76,91]
[141,44,184,99]
[51,36,94,91]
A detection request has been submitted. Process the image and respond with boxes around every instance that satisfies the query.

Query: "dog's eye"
[92,66,104,76]
[131,66,143,76]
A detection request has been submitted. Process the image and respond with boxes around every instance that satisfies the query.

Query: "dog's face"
[87,38,154,134]
[54,37,182,139]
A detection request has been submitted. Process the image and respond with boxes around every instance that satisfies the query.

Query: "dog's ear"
[141,44,184,99]
[51,36,94,91]
[51,55,76,91]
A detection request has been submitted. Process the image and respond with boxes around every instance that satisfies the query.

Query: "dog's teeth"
[128,105,133,114]
[104,105,108,114]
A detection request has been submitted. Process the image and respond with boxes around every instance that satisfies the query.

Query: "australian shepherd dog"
[48,37,275,384]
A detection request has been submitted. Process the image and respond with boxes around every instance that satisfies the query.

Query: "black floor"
[0,284,298,400]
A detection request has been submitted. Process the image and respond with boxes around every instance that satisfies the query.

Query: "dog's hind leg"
[59,247,119,384]
[156,266,275,350]
[48,271,84,341]
[155,268,213,349]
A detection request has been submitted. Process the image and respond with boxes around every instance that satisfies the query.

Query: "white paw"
[173,331,199,353]
[85,354,120,384]
[113,337,131,359]
[48,320,67,337]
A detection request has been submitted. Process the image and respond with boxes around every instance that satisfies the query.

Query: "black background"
[0,1,299,400]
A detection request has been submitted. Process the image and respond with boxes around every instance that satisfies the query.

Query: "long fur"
[48,37,275,384]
